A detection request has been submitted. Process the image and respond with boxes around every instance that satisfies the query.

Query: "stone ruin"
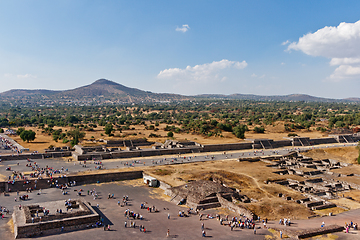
[262,152,356,211]
[158,139,199,149]
[165,180,254,219]
[12,199,99,238]
[267,154,346,177]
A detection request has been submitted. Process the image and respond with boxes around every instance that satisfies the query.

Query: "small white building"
[143,175,158,187]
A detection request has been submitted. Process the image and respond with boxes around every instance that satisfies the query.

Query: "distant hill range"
[0,79,359,107]
[0,79,190,106]
[196,93,360,102]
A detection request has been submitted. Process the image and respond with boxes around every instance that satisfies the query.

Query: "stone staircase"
[298,138,311,146]
[259,140,273,149]
[342,135,355,143]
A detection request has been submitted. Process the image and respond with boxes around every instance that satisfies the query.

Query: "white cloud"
[157,59,247,94]
[287,20,360,80]
[158,59,247,82]
[17,74,37,79]
[329,57,360,66]
[220,76,227,82]
[4,73,37,79]
[281,40,290,45]
[330,65,360,80]
[251,73,265,79]
[176,24,190,33]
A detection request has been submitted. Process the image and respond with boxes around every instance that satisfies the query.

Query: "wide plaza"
[0,180,272,239]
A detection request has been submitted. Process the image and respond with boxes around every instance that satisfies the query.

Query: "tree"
[233,125,247,139]
[16,127,25,135]
[167,131,174,138]
[20,130,36,142]
[104,123,114,136]
[67,129,86,146]
[253,126,265,133]
[66,115,80,124]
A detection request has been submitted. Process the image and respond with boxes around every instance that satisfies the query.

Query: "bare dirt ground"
[330,198,360,210]
[341,190,360,202]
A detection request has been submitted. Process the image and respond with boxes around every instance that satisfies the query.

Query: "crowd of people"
[0,134,22,153]
[122,196,150,234]
[345,221,358,233]
[0,205,9,220]
[279,218,291,226]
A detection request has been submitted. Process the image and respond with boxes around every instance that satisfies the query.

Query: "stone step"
[196,202,221,210]
[312,203,337,210]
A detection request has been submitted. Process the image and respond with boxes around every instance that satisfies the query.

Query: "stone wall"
[24,201,90,223]
[73,147,198,160]
[67,171,143,185]
[0,151,72,161]
[0,170,143,193]
[201,143,253,152]
[270,225,344,239]
[310,138,338,145]
[0,153,43,161]
[216,193,254,219]
[13,201,99,238]
[272,140,292,148]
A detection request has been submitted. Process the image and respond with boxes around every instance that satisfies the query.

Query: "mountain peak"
[92,79,119,85]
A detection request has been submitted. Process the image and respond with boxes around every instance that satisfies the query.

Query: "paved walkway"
[266,209,360,239]
[0,182,272,240]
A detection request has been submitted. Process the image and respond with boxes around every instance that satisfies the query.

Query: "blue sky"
[1,1,360,98]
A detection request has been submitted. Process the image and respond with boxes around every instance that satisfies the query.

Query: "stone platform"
[271,224,345,239]
[12,199,99,238]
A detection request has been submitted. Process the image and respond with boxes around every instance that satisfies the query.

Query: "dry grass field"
[302,146,359,164]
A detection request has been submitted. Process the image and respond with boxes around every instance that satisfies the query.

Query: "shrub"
[253,126,265,133]
[288,133,298,137]
[149,133,161,138]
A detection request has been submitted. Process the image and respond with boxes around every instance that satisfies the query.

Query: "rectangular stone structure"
[12,199,99,238]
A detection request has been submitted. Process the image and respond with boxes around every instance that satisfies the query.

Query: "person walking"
[167,229,170,237]
[280,230,283,239]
